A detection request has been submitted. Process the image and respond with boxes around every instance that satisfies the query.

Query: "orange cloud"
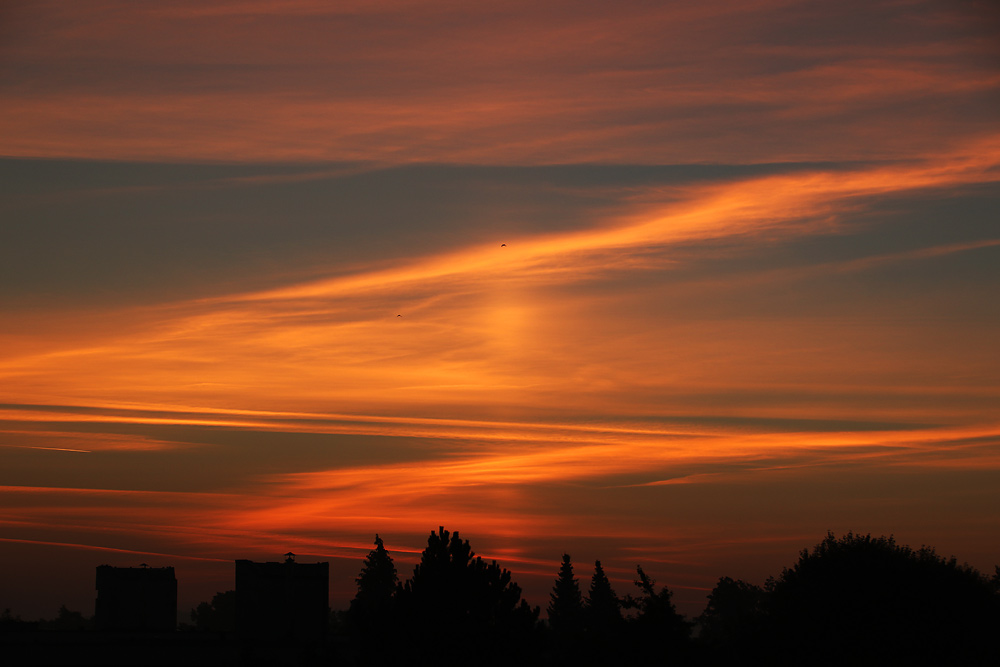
[2,1,997,164]
[0,536,230,562]
[4,0,999,621]
[2,143,998,427]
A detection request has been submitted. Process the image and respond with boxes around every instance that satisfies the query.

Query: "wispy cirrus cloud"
[3,0,997,164]
[2,144,998,426]
[3,0,1000,621]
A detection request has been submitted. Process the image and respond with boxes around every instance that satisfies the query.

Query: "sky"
[1,0,999,621]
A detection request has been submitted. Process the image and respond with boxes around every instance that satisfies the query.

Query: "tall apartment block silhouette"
[95,564,177,631]
[235,553,328,644]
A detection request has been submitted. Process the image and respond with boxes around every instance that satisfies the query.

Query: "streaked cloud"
[3,1,998,163]
[1,0,999,620]
[4,145,997,428]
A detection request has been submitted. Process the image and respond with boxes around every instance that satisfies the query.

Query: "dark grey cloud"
[1,159,880,307]
[0,418,449,493]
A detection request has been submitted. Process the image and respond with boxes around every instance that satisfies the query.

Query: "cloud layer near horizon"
[3,153,999,615]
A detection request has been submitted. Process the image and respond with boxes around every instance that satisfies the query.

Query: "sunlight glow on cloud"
[3,142,997,428]
[2,0,999,620]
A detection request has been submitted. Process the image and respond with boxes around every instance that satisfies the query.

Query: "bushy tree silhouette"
[39,605,92,632]
[396,527,539,666]
[1,608,37,632]
[190,590,235,633]
[764,531,999,666]
[697,576,765,662]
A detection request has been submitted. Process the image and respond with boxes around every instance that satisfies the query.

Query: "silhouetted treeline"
[697,532,1000,667]
[345,527,539,666]
[336,528,999,667]
[4,529,999,667]
[0,605,92,633]
[341,529,691,667]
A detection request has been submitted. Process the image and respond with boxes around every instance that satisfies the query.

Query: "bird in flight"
[501,243,506,247]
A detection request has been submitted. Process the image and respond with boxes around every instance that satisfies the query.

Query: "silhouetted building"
[235,553,328,645]
[95,564,177,631]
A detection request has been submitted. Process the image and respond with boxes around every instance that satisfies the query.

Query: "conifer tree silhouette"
[548,553,584,634]
[625,565,690,662]
[582,560,624,665]
[349,534,398,640]
[630,566,687,633]
[546,553,588,665]
[586,559,622,631]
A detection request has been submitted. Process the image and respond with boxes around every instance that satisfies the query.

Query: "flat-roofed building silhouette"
[235,553,328,644]
[95,564,177,631]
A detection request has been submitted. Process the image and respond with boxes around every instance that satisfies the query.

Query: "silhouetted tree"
[349,535,398,629]
[764,531,1000,666]
[626,565,690,653]
[696,576,765,663]
[1,608,36,632]
[546,553,586,664]
[548,553,584,634]
[396,527,539,666]
[580,559,625,664]
[39,605,91,632]
[190,590,235,633]
[585,560,622,632]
